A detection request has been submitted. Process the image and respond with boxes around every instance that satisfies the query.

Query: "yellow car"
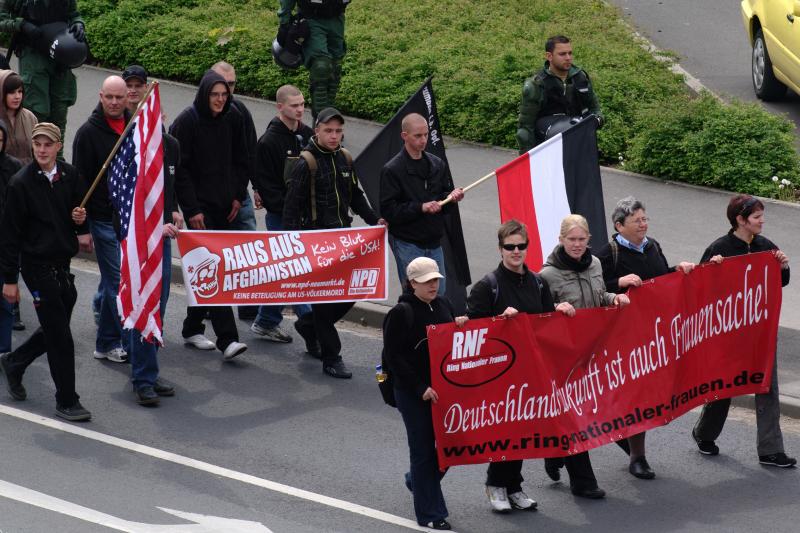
[742,0,800,100]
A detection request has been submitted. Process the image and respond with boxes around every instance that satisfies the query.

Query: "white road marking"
[0,480,272,532]
[0,404,443,532]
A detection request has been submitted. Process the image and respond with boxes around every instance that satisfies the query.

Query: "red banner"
[428,252,782,468]
[176,227,388,306]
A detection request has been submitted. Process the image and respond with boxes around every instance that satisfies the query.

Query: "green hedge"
[79,0,798,200]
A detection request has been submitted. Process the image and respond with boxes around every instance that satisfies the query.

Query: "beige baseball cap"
[406,257,444,283]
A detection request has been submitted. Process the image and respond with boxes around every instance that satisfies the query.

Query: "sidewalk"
[66,63,800,419]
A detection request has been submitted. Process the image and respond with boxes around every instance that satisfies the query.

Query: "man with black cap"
[283,107,383,378]
[0,122,92,421]
[122,64,148,114]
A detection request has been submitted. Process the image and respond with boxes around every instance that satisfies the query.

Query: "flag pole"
[79,81,159,209]
[438,170,496,206]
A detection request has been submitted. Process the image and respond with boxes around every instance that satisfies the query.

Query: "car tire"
[752,28,786,101]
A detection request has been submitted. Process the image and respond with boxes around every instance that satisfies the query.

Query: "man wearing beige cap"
[0,122,93,422]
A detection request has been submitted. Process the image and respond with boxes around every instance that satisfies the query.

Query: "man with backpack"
[282,107,383,378]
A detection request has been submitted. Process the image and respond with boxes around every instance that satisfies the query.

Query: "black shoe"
[323,361,352,379]
[423,520,451,531]
[571,486,606,499]
[629,456,656,479]
[153,378,175,397]
[12,303,24,331]
[294,320,321,359]
[544,458,562,481]
[693,431,719,456]
[0,352,26,401]
[55,402,92,422]
[135,386,160,406]
[759,453,797,468]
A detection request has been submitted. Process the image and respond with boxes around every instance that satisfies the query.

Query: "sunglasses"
[739,196,758,215]
[501,242,529,251]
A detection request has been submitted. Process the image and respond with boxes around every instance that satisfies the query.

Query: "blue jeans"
[0,274,13,353]
[395,386,449,526]
[390,237,446,296]
[89,219,127,353]
[128,239,172,389]
[254,212,311,329]
[229,194,257,231]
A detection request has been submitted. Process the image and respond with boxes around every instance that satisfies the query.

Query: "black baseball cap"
[122,65,148,83]
[315,107,345,126]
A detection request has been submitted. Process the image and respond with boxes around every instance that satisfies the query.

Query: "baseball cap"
[122,65,148,83]
[406,257,444,283]
[31,122,61,142]
[315,107,344,126]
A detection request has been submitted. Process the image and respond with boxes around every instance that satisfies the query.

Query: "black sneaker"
[693,430,719,455]
[55,402,92,422]
[423,519,451,531]
[294,320,321,359]
[0,352,26,401]
[153,378,175,397]
[135,386,160,406]
[759,453,797,468]
[323,361,352,379]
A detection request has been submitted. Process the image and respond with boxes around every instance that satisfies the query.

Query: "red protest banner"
[427,252,782,468]
[176,227,388,306]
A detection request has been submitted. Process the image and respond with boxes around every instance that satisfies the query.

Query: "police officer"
[516,35,602,153]
[277,0,350,119]
[0,0,86,143]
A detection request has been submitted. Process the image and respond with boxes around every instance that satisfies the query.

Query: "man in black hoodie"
[169,69,248,361]
[0,119,22,356]
[0,122,92,421]
[72,75,131,365]
[283,107,383,379]
[250,84,314,347]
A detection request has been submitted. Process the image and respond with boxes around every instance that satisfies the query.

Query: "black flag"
[354,77,471,313]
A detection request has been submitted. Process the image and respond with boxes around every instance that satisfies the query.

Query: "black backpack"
[378,301,413,407]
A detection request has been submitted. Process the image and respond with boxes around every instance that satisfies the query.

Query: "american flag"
[108,84,165,343]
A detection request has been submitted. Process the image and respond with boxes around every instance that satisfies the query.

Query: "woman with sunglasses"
[538,214,629,499]
[595,196,695,479]
[464,220,557,513]
[692,194,795,468]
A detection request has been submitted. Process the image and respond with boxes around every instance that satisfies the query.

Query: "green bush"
[627,93,800,196]
[77,0,799,200]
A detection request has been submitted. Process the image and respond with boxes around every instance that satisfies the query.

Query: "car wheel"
[752,28,786,101]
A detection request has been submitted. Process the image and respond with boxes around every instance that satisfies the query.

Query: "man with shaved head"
[72,75,132,366]
[380,113,464,295]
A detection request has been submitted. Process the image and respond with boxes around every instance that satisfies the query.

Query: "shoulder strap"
[299,150,318,225]
[610,238,619,270]
[340,147,355,205]
[485,272,499,307]
[340,147,353,167]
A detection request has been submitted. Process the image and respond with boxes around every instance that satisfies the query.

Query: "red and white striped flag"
[108,84,165,343]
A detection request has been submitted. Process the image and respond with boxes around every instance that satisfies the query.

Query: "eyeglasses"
[628,217,649,225]
[501,242,529,251]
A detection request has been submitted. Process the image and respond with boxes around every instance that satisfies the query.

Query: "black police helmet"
[39,22,88,69]
[272,38,302,70]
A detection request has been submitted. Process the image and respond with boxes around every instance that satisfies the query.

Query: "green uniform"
[0,0,82,142]
[516,62,601,153]
[278,0,348,118]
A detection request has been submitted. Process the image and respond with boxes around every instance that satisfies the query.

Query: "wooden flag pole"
[437,170,497,206]
[79,81,159,209]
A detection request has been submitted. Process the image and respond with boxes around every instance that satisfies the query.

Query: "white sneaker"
[183,334,216,350]
[508,490,537,511]
[486,485,511,513]
[223,341,247,361]
[93,347,128,363]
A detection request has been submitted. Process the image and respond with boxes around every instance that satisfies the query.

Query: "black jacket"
[169,70,249,218]
[380,148,452,247]
[467,262,555,318]
[254,116,313,214]
[383,292,454,396]
[0,119,23,220]
[231,97,257,188]
[596,235,672,293]
[701,231,790,287]
[0,160,88,282]
[282,136,378,230]
[72,103,132,221]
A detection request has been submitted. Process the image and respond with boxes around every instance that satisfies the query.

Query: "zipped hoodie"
[254,115,313,214]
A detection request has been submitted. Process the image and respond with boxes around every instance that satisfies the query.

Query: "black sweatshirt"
[383,292,454,396]
[701,231,790,287]
[596,235,672,294]
[467,262,555,318]
[254,116,313,214]
[0,160,88,282]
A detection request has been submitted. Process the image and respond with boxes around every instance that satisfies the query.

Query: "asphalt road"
[609,0,800,122]
[2,264,800,533]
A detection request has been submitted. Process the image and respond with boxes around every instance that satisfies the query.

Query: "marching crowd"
[0,1,794,528]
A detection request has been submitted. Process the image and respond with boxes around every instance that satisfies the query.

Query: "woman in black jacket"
[384,257,455,530]
[692,194,795,468]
